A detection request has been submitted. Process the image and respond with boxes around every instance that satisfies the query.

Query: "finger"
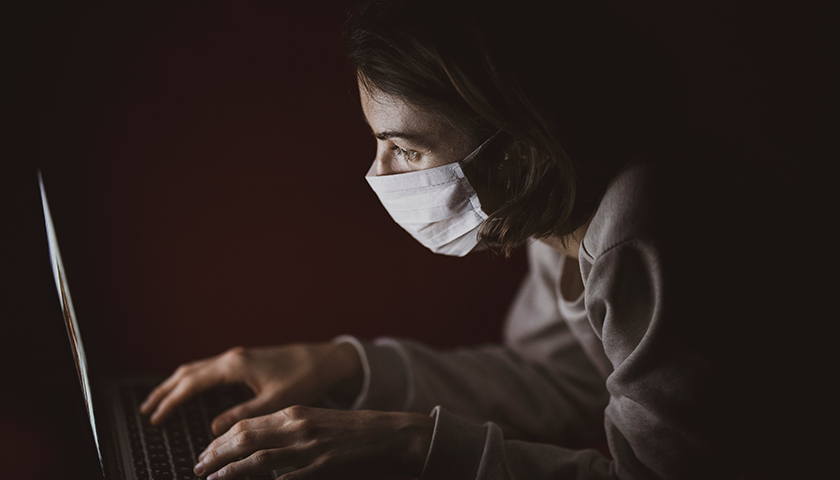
[205,448,296,480]
[139,366,192,414]
[211,393,283,436]
[149,371,218,424]
[197,423,275,476]
[199,419,258,464]
[201,404,288,462]
[142,348,243,415]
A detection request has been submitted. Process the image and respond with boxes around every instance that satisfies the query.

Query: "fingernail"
[207,472,219,480]
[194,461,205,475]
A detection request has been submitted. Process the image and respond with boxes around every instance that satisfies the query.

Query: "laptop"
[39,172,288,480]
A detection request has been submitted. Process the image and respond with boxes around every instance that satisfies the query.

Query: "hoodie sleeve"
[333,241,609,447]
[414,238,730,480]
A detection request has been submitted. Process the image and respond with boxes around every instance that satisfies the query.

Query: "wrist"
[394,412,435,478]
[326,341,364,402]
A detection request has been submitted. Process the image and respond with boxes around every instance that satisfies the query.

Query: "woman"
[139,0,774,478]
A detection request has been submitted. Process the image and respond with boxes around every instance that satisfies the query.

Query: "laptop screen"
[38,172,104,476]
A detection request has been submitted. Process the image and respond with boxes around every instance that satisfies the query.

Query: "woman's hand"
[139,343,363,435]
[193,406,434,480]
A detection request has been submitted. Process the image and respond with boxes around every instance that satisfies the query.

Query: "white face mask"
[365,132,500,257]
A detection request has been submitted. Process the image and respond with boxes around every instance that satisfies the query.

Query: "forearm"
[323,341,365,404]
[340,337,608,446]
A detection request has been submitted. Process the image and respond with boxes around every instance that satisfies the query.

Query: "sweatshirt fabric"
[334,162,738,479]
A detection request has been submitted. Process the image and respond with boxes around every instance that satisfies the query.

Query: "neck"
[540,220,591,260]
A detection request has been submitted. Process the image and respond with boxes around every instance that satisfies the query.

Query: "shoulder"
[580,161,659,262]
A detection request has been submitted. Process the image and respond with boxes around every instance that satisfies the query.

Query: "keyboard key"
[122,382,260,480]
[151,469,173,479]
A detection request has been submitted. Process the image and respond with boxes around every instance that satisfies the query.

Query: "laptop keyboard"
[120,384,274,480]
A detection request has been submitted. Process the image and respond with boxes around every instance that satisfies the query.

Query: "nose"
[374,154,407,176]
[375,157,394,176]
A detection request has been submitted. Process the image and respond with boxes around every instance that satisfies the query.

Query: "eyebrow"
[359,112,434,148]
[372,128,435,150]
[375,130,423,141]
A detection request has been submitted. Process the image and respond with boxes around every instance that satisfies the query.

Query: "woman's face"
[359,80,476,176]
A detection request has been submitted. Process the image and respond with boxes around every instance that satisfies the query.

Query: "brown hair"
[345,0,683,255]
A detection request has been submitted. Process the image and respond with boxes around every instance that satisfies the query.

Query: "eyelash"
[391,145,418,161]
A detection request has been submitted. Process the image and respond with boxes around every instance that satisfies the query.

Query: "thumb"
[210,393,282,436]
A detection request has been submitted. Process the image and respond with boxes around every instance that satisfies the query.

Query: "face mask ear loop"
[460,127,506,167]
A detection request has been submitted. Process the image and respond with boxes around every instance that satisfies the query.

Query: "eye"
[391,145,418,162]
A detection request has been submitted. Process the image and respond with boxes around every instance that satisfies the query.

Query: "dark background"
[1,1,827,478]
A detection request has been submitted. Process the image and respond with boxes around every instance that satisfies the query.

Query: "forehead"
[356,78,477,161]
[358,82,439,131]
